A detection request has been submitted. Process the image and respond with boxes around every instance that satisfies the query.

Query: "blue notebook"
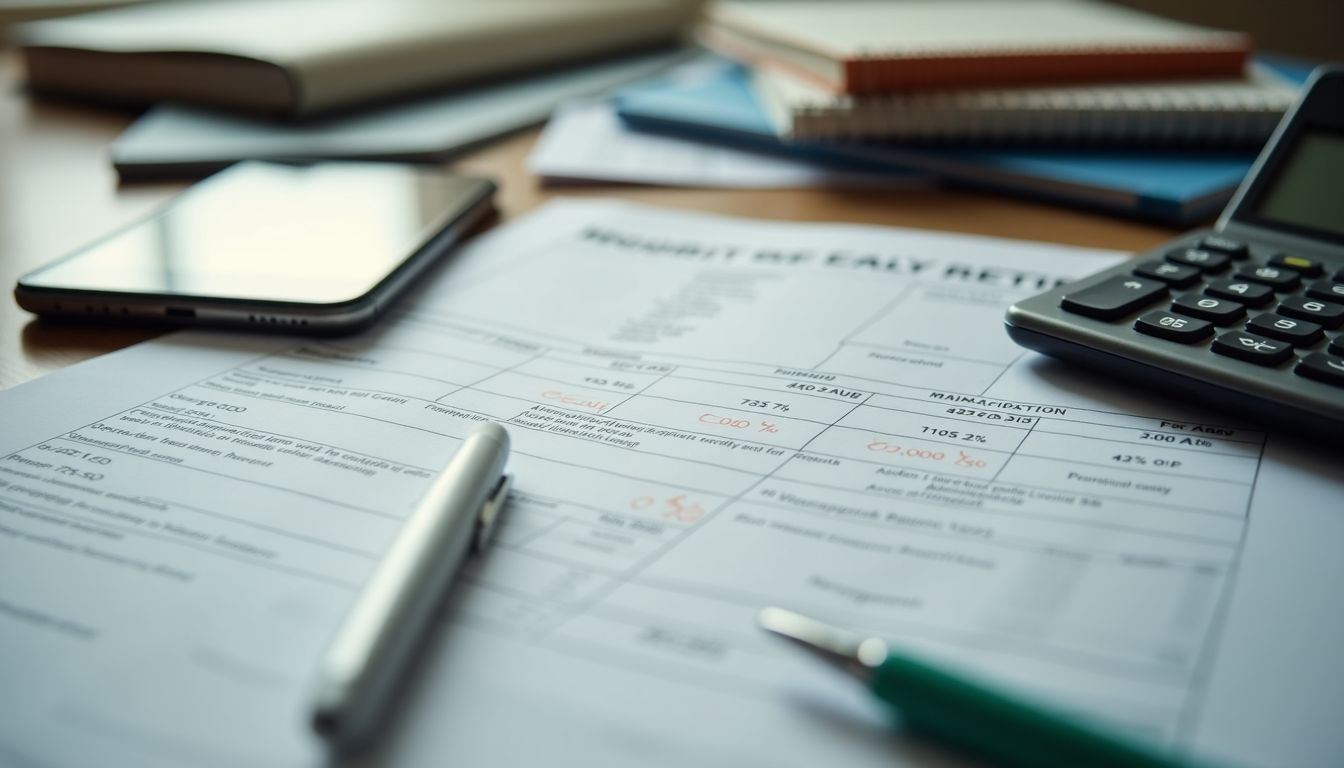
[615,63,1283,225]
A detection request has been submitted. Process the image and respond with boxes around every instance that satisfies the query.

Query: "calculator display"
[1254,129,1344,238]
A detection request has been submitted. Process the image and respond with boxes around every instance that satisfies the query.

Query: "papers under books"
[527,98,928,189]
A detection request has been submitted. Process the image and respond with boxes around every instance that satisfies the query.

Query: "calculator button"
[1245,313,1324,345]
[1134,310,1213,343]
[1198,236,1249,260]
[1171,294,1244,324]
[1267,253,1322,277]
[1166,248,1229,273]
[1060,276,1167,320]
[1276,295,1344,329]
[1204,279,1273,307]
[1334,267,1344,282]
[1211,331,1294,365]
[1233,265,1299,291]
[1330,337,1344,357]
[1295,353,1344,387]
[1305,280,1344,303]
[1133,260,1200,288]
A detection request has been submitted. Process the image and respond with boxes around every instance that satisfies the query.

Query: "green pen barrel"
[872,653,1209,768]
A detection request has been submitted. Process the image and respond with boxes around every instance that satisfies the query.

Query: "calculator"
[1005,66,1344,436]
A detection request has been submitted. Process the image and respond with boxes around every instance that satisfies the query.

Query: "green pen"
[759,607,1216,768]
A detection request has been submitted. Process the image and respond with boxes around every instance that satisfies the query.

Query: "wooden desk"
[0,51,1180,391]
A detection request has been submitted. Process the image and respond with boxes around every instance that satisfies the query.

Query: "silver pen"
[310,421,512,750]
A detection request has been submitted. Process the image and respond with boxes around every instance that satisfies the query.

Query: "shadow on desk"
[21,318,161,361]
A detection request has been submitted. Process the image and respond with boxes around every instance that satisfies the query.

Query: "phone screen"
[22,162,489,305]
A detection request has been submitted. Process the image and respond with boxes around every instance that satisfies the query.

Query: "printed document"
[1,201,1339,767]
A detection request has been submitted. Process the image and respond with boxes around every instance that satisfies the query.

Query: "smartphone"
[14,161,496,334]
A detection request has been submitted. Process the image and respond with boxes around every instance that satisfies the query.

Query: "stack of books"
[15,0,700,177]
[614,0,1309,224]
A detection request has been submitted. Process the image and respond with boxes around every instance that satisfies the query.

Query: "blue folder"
[615,63,1280,225]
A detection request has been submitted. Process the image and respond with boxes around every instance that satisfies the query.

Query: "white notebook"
[704,0,1250,94]
[19,0,696,117]
[755,64,1300,146]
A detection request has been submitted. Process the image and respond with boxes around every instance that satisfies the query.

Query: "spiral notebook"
[754,64,1300,147]
[615,61,1273,225]
[702,0,1251,95]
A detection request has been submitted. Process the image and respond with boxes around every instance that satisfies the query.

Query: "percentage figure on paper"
[741,399,791,412]
[867,438,945,462]
[699,413,783,435]
[542,389,610,412]
[919,426,989,444]
[1112,454,1183,469]
[955,451,986,469]
[630,494,705,523]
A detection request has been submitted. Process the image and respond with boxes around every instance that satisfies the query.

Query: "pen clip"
[472,473,511,552]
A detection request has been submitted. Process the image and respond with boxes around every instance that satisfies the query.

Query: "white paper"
[528,99,919,189]
[1,200,1339,768]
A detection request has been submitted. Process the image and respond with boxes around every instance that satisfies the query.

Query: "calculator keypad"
[1268,253,1322,277]
[1060,275,1166,320]
[1134,310,1213,343]
[1277,295,1344,328]
[1211,331,1294,365]
[1197,236,1250,260]
[1056,234,1344,390]
[1204,278,1273,306]
[1245,313,1324,345]
[1134,260,1200,288]
[1234,265,1300,291]
[1167,248,1229,272]
[1171,294,1244,324]
[1306,280,1344,303]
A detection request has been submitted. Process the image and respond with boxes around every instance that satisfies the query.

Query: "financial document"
[1,201,1340,768]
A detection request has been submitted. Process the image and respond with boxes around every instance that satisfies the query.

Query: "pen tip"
[757,607,886,682]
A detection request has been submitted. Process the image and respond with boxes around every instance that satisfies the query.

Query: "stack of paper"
[527,98,929,189]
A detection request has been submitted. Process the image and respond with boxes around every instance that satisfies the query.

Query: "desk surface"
[0,50,1181,391]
